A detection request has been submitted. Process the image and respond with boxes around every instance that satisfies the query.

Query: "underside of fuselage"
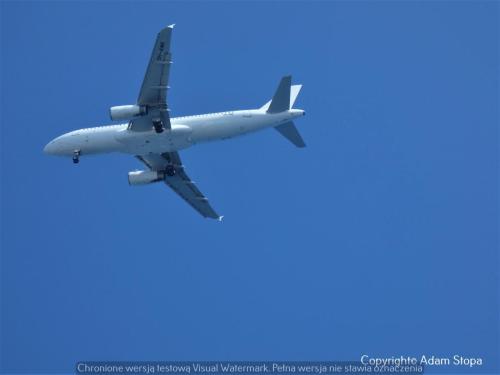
[43,109,305,159]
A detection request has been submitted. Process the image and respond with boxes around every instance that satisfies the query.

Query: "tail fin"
[261,76,302,112]
[267,75,291,113]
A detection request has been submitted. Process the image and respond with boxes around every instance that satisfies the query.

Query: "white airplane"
[44,25,306,220]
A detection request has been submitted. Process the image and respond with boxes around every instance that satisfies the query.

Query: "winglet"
[167,23,176,29]
[218,216,224,222]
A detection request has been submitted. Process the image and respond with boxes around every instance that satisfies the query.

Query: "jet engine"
[128,170,164,185]
[110,105,147,121]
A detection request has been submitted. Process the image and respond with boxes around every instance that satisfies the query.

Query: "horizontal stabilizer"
[267,76,291,113]
[275,121,306,148]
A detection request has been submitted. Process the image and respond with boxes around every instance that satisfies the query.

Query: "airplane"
[44,25,306,220]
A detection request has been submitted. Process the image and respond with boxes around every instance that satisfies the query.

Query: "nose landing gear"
[73,150,80,164]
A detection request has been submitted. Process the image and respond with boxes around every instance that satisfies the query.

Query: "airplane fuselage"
[44,108,305,157]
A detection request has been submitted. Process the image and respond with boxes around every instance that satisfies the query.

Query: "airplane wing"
[129,25,175,132]
[136,152,222,220]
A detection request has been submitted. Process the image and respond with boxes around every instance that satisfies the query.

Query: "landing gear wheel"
[73,150,80,164]
[165,164,176,176]
[153,120,164,134]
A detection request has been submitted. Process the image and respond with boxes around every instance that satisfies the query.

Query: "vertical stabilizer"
[261,78,302,112]
[267,76,291,113]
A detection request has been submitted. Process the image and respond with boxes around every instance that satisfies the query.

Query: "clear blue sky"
[1,1,498,373]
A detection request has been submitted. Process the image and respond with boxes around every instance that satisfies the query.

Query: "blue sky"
[1,1,498,373]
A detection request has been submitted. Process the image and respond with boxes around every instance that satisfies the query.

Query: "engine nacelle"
[110,105,147,121]
[128,170,163,185]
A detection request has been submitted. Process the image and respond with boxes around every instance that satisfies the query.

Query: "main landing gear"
[165,164,176,177]
[153,119,164,134]
[73,150,80,164]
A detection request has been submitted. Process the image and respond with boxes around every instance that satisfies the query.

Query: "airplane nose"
[43,140,57,155]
